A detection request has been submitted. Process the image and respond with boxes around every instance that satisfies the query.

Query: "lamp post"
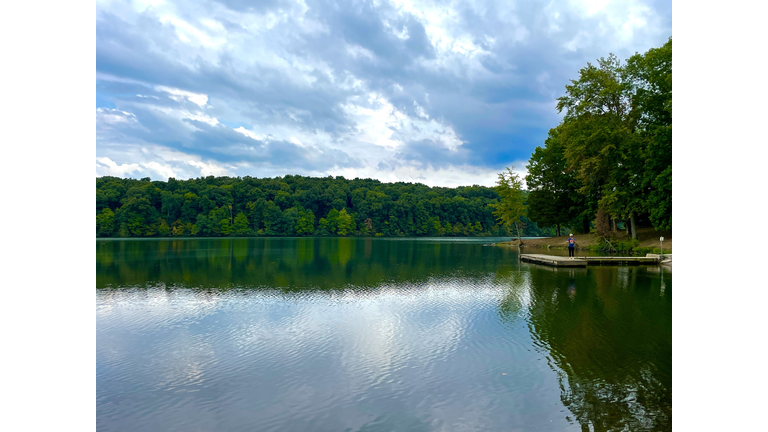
[659,237,664,257]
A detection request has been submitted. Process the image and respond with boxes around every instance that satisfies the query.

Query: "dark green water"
[97,238,671,431]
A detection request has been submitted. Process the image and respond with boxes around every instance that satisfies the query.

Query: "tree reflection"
[96,238,519,291]
[504,266,672,431]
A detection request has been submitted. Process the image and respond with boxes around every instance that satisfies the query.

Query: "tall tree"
[490,167,527,243]
[521,40,673,239]
[232,212,250,236]
[526,126,583,236]
[625,38,672,230]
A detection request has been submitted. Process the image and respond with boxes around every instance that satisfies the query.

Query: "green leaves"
[96,208,115,237]
[528,38,672,232]
[490,167,527,241]
[96,174,532,237]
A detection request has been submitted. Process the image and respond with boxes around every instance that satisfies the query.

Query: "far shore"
[496,227,672,254]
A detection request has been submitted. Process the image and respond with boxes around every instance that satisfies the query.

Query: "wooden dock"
[519,254,588,267]
[520,254,662,268]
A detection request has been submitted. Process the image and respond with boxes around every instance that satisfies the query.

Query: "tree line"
[96,175,555,238]
[523,38,672,238]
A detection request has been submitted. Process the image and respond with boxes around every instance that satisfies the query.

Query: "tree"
[325,208,340,234]
[171,219,186,236]
[336,209,356,236]
[97,174,524,238]
[208,206,232,236]
[263,201,292,235]
[555,52,656,237]
[157,218,171,237]
[490,167,527,243]
[625,38,672,230]
[195,213,214,237]
[246,199,267,233]
[114,196,159,237]
[294,208,316,235]
[526,126,583,236]
[96,208,115,237]
[232,212,250,236]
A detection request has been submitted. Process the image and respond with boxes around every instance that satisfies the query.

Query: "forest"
[524,38,672,238]
[96,174,554,238]
[96,39,671,239]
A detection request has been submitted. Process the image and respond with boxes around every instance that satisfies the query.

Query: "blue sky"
[96,0,671,187]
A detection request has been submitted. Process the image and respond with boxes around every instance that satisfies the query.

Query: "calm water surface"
[97,238,671,431]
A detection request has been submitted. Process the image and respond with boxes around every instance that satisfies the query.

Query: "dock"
[520,254,663,268]
[519,254,588,267]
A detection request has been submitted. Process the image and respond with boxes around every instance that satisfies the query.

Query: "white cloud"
[155,86,209,107]
[341,92,464,151]
[96,144,233,180]
[234,127,263,141]
[329,164,499,188]
[96,108,138,125]
[96,157,142,177]
[140,161,177,179]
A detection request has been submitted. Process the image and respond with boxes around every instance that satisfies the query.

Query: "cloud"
[96,0,671,186]
[155,86,209,107]
[96,147,235,179]
[96,157,142,177]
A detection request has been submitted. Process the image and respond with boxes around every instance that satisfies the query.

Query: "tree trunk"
[582,215,590,234]
[626,219,631,236]
[612,218,617,232]
[630,214,637,240]
[556,223,561,237]
[515,222,523,244]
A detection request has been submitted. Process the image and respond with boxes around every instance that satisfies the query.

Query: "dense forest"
[96,175,555,238]
[525,38,672,238]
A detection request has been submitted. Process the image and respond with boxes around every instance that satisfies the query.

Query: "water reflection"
[97,238,520,290]
[97,238,671,431]
[497,265,672,431]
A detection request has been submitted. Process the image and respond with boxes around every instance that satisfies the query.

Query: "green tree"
[263,201,291,235]
[295,208,316,235]
[625,38,672,230]
[207,206,231,236]
[195,213,214,237]
[526,126,584,236]
[317,217,330,235]
[157,218,171,237]
[490,167,527,243]
[232,212,250,236]
[246,199,267,232]
[336,209,356,236]
[114,196,159,237]
[556,53,645,237]
[325,208,340,234]
[96,208,115,237]
[97,173,513,238]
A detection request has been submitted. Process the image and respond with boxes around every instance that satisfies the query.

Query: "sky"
[95,0,671,187]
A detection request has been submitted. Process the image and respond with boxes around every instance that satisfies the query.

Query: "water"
[97,238,672,431]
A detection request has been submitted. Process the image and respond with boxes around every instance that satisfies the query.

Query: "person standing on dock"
[567,234,576,258]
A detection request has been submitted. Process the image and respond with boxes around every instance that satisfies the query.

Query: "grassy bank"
[498,227,672,254]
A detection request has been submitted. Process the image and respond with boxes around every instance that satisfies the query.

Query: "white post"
[660,237,664,257]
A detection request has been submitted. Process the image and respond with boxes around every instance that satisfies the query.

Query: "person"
[567,233,576,258]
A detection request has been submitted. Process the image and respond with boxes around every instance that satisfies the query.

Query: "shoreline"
[495,227,672,254]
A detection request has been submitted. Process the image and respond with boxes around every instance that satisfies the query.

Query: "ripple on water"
[97,267,670,432]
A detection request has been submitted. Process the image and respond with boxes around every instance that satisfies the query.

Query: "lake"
[97,237,671,431]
